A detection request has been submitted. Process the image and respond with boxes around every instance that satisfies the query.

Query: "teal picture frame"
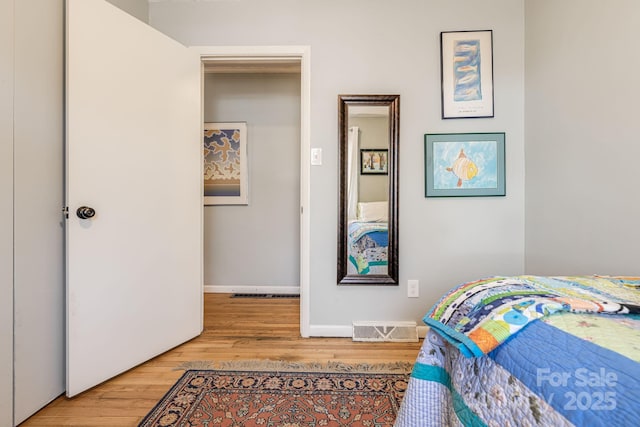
[425,132,505,197]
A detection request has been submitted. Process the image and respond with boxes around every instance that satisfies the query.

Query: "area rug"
[138,361,411,427]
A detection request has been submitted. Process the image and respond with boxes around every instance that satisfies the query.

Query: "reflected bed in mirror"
[337,95,399,285]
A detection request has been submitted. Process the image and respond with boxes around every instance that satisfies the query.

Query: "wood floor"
[21,293,422,426]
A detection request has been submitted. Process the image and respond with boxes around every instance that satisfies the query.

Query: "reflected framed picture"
[425,132,505,197]
[440,30,494,119]
[360,149,388,175]
[203,122,248,205]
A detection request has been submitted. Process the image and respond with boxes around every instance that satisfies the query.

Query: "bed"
[347,201,389,275]
[394,275,640,427]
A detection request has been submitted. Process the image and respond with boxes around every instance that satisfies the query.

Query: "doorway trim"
[192,45,311,338]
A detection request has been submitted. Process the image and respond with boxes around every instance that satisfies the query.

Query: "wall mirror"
[337,94,399,285]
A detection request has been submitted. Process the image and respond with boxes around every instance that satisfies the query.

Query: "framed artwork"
[360,149,388,175]
[203,122,248,205]
[440,30,494,119]
[425,132,505,197]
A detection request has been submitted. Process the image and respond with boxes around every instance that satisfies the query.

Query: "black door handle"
[76,206,96,219]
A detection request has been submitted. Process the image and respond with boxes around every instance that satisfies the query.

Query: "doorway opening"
[197,47,311,337]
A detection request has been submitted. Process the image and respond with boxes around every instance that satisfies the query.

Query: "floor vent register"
[352,321,419,342]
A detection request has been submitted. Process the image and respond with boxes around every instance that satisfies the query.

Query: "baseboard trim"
[417,326,429,339]
[204,285,300,294]
[308,325,427,339]
[307,325,352,338]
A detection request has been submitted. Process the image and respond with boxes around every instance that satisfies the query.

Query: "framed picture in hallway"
[440,30,494,119]
[203,122,248,205]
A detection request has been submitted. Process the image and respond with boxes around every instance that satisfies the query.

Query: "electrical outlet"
[408,280,419,298]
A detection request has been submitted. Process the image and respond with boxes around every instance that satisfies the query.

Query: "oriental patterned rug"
[138,361,411,427]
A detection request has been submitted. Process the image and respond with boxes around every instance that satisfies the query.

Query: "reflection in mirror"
[338,95,399,285]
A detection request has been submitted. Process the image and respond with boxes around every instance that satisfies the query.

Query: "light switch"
[408,280,419,298]
[311,148,322,165]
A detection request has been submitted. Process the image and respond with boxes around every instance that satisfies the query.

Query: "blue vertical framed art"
[440,30,494,119]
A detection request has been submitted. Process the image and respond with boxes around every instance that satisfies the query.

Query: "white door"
[66,0,202,397]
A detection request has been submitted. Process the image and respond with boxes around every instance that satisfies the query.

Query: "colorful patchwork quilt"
[394,276,640,427]
[347,221,388,274]
[423,275,640,357]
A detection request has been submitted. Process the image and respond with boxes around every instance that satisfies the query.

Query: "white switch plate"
[311,148,322,165]
[408,280,419,298]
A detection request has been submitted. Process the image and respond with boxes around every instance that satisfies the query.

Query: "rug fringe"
[173,360,216,370]
[173,359,413,374]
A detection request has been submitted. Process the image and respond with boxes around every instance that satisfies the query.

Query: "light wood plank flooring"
[21,293,422,426]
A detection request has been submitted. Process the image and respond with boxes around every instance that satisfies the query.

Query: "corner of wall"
[0,0,15,423]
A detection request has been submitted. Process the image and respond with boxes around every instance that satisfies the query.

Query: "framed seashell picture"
[424,132,505,197]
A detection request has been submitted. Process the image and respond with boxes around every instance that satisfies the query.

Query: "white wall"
[106,0,148,22]
[0,0,15,423]
[525,0,640,275]
[12,0,65,423]
[351,116,389,203]
[203,73,301,290]
[0,1,65,425]
[150,0,526,331]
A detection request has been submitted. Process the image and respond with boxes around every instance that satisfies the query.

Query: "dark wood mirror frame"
[337,94,399,285]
